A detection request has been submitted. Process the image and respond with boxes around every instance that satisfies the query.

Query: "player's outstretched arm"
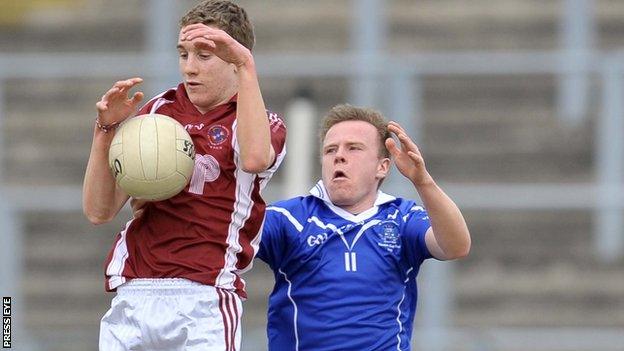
[181,24,274,173]
[82,78,144,225]
[386,121,471,260]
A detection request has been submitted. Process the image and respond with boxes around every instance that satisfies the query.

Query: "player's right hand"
[96,77,144,125]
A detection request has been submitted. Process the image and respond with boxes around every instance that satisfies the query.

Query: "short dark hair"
[320,104,391,159]
[179,1,255,51]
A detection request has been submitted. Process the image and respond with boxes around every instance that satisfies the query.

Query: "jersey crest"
[374,220,402,253]
[207,124,229,148]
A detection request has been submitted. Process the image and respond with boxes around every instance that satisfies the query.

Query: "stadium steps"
[452,210,624,328]
[389,0,624,51]
[246,0,624,53]
[3,0,624,54]
[455,266,624,327]
[389,0,559,51]
[250,0,624,52]
[3,78,114,185]
[20,211,123,342]
[422,122,591,180]
[420,75,593,183]
[0,0,141,53]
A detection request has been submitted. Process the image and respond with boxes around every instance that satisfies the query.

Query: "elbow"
[447,239,471,260]
[449,246,470,260]
[83,208,113,225]
[240,155,272,174]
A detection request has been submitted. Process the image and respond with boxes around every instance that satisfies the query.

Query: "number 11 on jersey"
[344,252,357,272]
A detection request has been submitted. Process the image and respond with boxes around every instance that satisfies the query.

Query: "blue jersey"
[257,181,433,351]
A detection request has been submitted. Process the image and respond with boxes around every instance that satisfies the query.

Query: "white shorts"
[99,278,242,351]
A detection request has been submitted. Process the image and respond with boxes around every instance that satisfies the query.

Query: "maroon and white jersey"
[104,84,287,298]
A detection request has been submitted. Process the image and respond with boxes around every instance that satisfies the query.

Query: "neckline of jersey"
[178,83,238,119]
[309,180,396,223]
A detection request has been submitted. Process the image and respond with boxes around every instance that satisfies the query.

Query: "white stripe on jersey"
[217,119,255,289]
[347,220,380,251]
[258,144,287,190]
[308,216,380,251]
[403,205,427,222]
[308,216,341,233]
[269,207,304,232]
[395,267,413,350]
[137,88,176,115]
[149,97,174,114]
[236,221,263,278]
[237,120,287,276]
[278,269,300,351]
[106,219,134,290]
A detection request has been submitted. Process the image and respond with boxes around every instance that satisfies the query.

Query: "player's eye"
[178,52,188,59]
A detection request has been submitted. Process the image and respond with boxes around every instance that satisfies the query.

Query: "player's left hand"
[385,121,433,186]
[181,24,252,67]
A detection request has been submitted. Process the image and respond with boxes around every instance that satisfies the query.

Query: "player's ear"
[376,157,390,180]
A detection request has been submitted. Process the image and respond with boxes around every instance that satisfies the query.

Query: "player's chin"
[328,186,352,203]
[187,94,210,108]
[186,87,204,98]
[329,178,351,189]
[330,195,355,208]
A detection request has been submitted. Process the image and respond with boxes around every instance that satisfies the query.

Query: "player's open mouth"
[333,170,348,180]
[186,81,202,87]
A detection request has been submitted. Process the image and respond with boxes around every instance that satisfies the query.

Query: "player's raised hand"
[385,121,433,186]
[181,24,252,67]
[96,78,144,125]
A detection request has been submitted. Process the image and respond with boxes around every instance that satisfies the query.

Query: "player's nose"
[182,57,199,75]
[333,150,346,164]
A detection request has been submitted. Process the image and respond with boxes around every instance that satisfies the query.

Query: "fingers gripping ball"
[108,114,196,201]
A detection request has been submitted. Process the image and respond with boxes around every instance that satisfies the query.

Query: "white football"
[108,113,195,201]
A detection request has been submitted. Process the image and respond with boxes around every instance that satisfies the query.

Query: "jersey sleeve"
[266,110,287,170]
[136,97,158,116]
[257,205,287,270]
[402,204,433,266]
[268,111,287,152]
[135,88,178,117]
[232,110,287,176]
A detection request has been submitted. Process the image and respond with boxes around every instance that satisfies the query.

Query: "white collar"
[309,180,396,222]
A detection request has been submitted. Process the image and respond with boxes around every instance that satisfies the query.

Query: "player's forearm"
[415,180,471,259]
[82,127,128,224]
[235,57,273,173]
